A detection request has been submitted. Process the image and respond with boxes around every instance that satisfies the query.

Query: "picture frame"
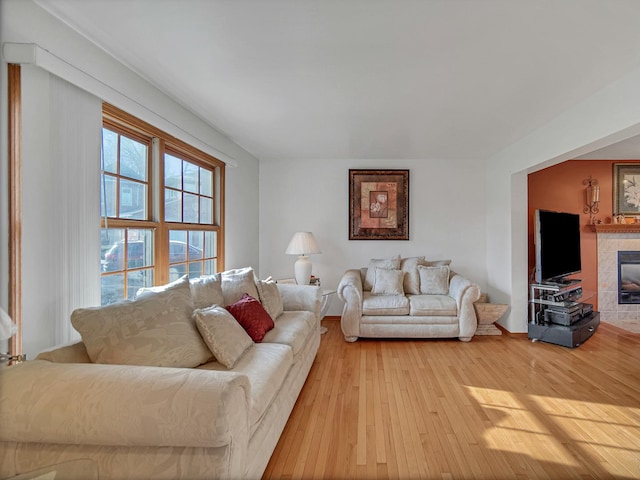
[349,169,409,240]
[613,163,640,215]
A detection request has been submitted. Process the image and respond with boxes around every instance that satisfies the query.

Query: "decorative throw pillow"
[221,267,260,306]
[189,274,224,309]
[418,265,451,295]
[364,255,401,291]
[136,275,187,298]
[400,256,426,295]
[193,305,253,368]
[256,278,284,320]
[137,274,224,310]
[424,259,452,267]
[225,293,275,342]
[371,268,404,295]
[72,276,213,367]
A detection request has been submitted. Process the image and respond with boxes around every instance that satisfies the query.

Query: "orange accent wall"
[528,160,640,310]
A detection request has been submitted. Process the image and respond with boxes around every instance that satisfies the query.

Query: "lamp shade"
[0,307,17,342]
[285,232,321,256]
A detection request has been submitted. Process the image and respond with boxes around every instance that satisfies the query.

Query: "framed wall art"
[613,163,640,215]
[349,169,409,240]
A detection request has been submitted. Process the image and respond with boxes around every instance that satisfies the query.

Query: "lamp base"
[294,255,312,285]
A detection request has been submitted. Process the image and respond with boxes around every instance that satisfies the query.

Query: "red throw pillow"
[226,293,275,342]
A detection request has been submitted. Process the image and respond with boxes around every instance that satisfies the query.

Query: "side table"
[320,288,337,334]
[473,293,508,335]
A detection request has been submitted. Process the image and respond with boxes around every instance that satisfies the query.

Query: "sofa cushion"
[363,255,401,290]
[262,310,316,357]
[221,267,260,305]
[424,259,452,267]
[226,293,275,342]
[409,294,458,316]
[371,267,404,295]
[362,291,410,315]
[35,341,91,363]
[256,278,284,320]
[418,265,450,295]
[194,305,254,368]
[189,274,224,309]
[136,274,224,310]
[72,276,213,368]
[198,343,293,432]
[400,256,426,295]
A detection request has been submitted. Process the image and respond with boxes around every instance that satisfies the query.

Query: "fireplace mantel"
[590,224,640,234]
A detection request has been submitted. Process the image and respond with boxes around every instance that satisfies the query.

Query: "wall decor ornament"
[613,163,640,215]
[349,169,409,240]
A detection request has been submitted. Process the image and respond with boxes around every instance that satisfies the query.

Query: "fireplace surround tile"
[597,232,640,327]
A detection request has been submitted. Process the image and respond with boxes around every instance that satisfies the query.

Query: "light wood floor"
[263,318,640,479]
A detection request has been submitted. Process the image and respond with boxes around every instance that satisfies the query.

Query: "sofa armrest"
[0,360,250,449]
[449,273,482,339]
[277,284,321,318]
[338,269,364,341]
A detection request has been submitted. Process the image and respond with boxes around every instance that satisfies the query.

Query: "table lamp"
[285,232,321,285]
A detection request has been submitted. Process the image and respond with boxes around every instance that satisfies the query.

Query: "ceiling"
[35,0,640,161]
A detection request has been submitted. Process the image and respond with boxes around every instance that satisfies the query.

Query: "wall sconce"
[583,176,600,224]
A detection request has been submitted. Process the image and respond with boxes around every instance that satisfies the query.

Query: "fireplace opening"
[618,251,640,304]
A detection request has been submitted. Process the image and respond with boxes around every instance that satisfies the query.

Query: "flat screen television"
[534,209,582,284]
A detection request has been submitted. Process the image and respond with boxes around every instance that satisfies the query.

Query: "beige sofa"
[338,256,481,342]
[0,269,321,480]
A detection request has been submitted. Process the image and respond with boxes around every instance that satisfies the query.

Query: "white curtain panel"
[21,65,102,356]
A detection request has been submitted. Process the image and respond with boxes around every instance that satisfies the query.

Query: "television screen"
[534,209,582,283]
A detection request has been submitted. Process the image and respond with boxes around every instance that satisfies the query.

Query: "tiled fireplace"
[597,231,640,330]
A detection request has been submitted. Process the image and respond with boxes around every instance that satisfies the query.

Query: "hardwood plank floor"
[263,318,640,479]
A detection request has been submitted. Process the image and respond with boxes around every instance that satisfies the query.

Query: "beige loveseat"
[0,268,321,480]
[338,256,481,342]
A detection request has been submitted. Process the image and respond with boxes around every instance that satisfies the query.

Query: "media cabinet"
[528,280,599,348]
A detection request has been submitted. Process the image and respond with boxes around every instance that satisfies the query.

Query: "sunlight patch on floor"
[465,386,640,475]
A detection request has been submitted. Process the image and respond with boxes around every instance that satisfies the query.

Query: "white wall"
[0,0,260,352]
[259,158,488,316]
[486,62,640,333]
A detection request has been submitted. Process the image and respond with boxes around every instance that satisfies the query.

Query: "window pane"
[169,264,187,282]
[183,193,198,223]
[200,197,212,224]
[101,273,124,305]
[100,174,117,217]
[119,179,147,220]
[164,154,182,189]
[119,136,147,181]
[165,189,182,222]
[127,268,153,300]
[189,231,203,260]
[102,129,118,174]
[204,259,217,275]
[200,168,212,196]
[204,231,217,258]
[102,229,125,272]
[126,229,154,269]
[188,262,202,278]
[169,230,188,264]
[183,161,198,193]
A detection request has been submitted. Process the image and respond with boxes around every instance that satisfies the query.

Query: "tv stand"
[529,281,599,348]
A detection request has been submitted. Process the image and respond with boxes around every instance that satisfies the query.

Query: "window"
[101,127,149,220]
[100,104,224,305]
